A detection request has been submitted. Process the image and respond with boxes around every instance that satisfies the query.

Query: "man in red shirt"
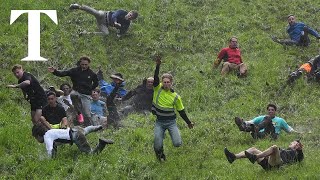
[213,37,247,77]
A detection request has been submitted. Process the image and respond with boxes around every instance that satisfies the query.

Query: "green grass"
[1,0,320,179]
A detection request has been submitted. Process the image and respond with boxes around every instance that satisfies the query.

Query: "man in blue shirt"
[235,104,299,140]
[69,3,138,37]
[91,88,107,126]
[272,15,320,46]
[97,70,127,98]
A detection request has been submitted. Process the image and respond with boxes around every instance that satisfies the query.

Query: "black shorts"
[258,158,272,170]
[258,158,280,170]
[30,98,47,111]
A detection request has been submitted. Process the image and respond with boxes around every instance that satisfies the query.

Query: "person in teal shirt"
[235,104,299,139]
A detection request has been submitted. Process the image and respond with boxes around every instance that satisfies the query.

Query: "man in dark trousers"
[48,56,98,126]
[7,64,47,125]
[119,77,154,116]
[235,104,299,140]
[272,14,320,46]
[69,3,138,37]
[288,54,320,83]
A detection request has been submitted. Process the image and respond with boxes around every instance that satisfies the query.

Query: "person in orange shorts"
[288,54,320,83]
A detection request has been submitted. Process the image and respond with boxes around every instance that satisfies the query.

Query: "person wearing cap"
[48,56,98,127]
[288,54,320,84]
[119,77,154,117]
[97,70,127,98]
[234,104,299,140]
[69,3,138,37]
[7,64,47,125]
[224,139,304,170]
[271,14,320,46]
[96,70,123,128]
[213,36,247,77]
[152,56,194,162]
[40,91,68,129]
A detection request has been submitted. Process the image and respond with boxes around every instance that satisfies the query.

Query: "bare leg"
[256,145,282,166]
[31,109,42,125]
[239,63,247,76]
[39,116,52,130]
[221,62,230,75]
[235,147,265,163]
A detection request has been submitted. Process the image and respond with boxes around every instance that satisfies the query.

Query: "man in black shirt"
[48,56,98,126]
[40,91,68,129]
[7,64,47,125]
[69,3,138,37]
[224,140,304,170]
[119,77,154,116]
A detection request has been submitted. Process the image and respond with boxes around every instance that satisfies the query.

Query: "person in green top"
[151,55,194,162]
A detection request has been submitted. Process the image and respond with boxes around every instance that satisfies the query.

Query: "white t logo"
[10,10,58,61]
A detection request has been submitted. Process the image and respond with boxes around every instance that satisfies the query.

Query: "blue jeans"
[154,119,182,153]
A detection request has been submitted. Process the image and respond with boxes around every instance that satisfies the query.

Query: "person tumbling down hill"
[118,77,154,117]
[224,140,304,170]
[271,14,320,47]
[69,3,138,37]
[288,54,320,84]
[235,104,299,140]
[32,119,114,158]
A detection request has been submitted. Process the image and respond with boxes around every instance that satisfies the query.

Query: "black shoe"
[99,138,114,145]
[224,147,236,164]
[69,3,80,10]
[160,153,166,162]
[155,151,166,162]
[235,117,245,131]
[97,125,103,131]
[271,35,280,43]
[245,151,257,164]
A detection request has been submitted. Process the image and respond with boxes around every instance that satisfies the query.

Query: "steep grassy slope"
[1,0,320,179]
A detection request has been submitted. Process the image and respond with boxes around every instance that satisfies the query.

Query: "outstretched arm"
[153,56,161,87]
[48,67,72,77]
[121,89,137,101]
[178,110,194,129]
[305,26,320,39]
[213,58,222,68]
[7,80,30,89]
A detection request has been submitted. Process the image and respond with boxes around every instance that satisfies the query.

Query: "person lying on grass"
[32,118,113,158]
[224,139,304,170]
[287,54,320,84]
[271,14,320,47]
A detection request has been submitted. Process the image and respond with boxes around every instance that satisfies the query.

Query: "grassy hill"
[1,0,320,179]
